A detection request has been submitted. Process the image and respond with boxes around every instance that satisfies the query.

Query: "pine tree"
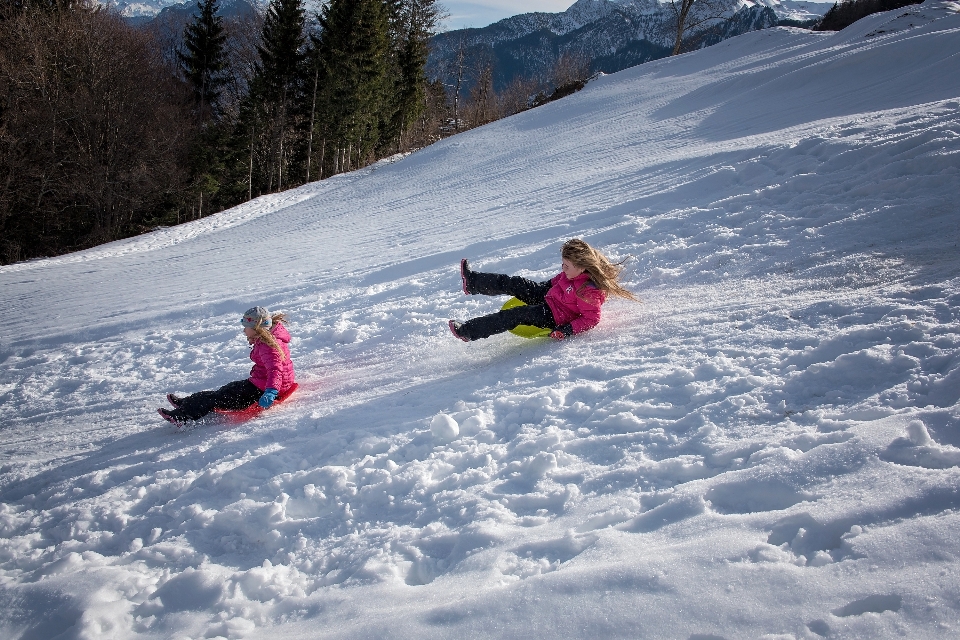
[385,0,441,152]
[254,0,305,105]
[244,0,306,193]
[178,0,228,121]
[315,0,390,173]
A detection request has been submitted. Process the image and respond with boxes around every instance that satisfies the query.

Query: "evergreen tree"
[254,0,305,105]
[178,0,228,121]
[302,41,322,182]
[315,0,390,173]
[385,0,441,153]
[244,0,306,194]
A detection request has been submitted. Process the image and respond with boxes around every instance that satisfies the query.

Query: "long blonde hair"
[562,239,638,301]
[252,313,287,360]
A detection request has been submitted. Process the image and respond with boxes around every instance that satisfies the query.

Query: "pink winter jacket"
[248,323,296,392]
[544,272,606,334]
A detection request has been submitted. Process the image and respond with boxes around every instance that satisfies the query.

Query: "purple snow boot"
[158,407,187,426]
[460,259,473,295]
[449,320,470,342]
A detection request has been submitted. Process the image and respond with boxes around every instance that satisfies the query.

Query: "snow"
[750,0,835,22]
[105,0,190,19]
[2,2,960,638]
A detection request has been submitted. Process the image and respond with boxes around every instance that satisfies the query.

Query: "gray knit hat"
[241,306,271,329]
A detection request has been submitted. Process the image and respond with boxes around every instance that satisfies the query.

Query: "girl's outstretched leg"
[166,380,262,421]
[452,303,556,341]
[460,259,551,304]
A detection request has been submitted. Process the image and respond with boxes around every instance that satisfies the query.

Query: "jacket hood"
[270,323,291,344]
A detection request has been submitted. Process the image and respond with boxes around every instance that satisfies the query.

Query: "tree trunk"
[248,128,254,201]
[319,138,326,180]
[306,66,318,182]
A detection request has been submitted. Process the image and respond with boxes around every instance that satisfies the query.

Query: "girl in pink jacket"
[159,307,296,425]
[449,239,637,342]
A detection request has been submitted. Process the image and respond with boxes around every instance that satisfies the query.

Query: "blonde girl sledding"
[159,306,296,425]
[448,239,636,342]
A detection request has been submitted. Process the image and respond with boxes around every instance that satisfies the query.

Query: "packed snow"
[2,2,960,638]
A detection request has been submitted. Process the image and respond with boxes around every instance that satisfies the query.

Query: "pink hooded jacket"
[248,323,296,392]
[544,271,606,334]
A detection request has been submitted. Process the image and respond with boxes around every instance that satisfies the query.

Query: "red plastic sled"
[214,383,299,421]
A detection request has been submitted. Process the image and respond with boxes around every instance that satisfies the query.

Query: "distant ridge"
[115,0,830,93]
[427,0,830,91]
[109,0,260,26]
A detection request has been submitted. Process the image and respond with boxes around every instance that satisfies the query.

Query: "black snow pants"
[176,379,263,420]
[460,271,557,340]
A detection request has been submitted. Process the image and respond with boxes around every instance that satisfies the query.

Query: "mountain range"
[114,0,833,93]
[113,0,260,26]
[427,0,834,91]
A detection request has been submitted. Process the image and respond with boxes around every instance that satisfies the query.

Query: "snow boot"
[460,259,474,295]
[158,407,188,426]
[449,320,470,342]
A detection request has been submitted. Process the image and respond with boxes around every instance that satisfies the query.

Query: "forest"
[0,0,595,265]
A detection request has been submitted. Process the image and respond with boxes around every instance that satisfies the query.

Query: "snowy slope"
[2,2,960,638]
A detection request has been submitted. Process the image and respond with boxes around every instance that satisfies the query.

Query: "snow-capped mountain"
[110,0,831,28]
[105,0,184,19]
[108,0,264,29]
[749,0,838,22]
[428,0,828,91]
[103,0,277,21]
[540,0,664,35]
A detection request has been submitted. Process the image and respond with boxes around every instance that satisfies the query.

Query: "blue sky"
[440,0,575,30]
